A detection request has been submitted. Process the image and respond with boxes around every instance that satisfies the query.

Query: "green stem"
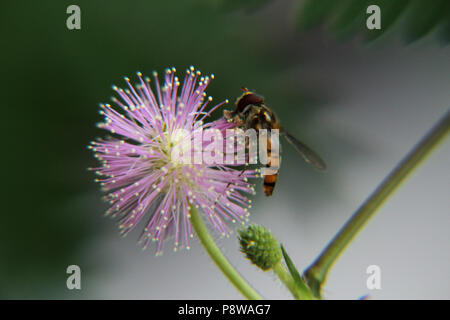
[272,262,315,300]
[304,110,450,298]
[189,206,262,300]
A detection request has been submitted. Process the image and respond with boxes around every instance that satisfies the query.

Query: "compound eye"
[236,93,264,113]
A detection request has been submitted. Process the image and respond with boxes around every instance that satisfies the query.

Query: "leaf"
[332,0,369,39]
[293,0,450,43]
[363,0,411,41]
[295,0,340,30]
[280,244,313,298]
[218,0,272,13]
[403,0,450,43]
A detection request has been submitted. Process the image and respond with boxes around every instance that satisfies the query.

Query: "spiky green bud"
[238,224,282,271]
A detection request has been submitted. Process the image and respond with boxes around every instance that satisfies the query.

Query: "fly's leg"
[213,135,250,207]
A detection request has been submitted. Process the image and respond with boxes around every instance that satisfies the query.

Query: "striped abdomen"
[263,122,280,196]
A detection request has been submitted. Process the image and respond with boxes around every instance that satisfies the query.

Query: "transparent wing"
[281,129,327,171]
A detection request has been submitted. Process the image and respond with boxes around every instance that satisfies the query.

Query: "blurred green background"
[1,0,449,299]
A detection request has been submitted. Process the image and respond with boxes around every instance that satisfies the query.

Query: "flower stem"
[304,110,450,298]
[189,206,263,300]
[272,262,315,300]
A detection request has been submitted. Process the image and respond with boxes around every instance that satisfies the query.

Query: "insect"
[224,88,327,196]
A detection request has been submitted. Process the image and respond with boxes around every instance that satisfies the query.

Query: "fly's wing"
[280,129,327,171]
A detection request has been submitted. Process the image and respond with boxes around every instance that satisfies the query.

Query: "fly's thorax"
[239,104,279,132]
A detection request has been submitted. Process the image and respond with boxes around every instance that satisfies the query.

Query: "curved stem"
[189,206,262,300]
[304,110,450,298]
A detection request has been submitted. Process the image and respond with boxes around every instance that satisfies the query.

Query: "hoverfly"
[224,88,327,196]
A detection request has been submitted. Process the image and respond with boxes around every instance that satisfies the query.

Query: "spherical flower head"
[89,67,256,255]
[238,224,281,270]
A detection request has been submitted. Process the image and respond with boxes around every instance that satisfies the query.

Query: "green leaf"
[280,244,313,298]
[295,0,340,30]
[404,0,450,43]
[364,0,411,42]
[218,0,271,13]
[293,0,450,43]
[332,0,369,39]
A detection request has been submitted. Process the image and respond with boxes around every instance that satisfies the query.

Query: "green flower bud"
[238,224,282,271]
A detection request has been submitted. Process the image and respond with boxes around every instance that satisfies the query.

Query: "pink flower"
[89,67,255,254]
